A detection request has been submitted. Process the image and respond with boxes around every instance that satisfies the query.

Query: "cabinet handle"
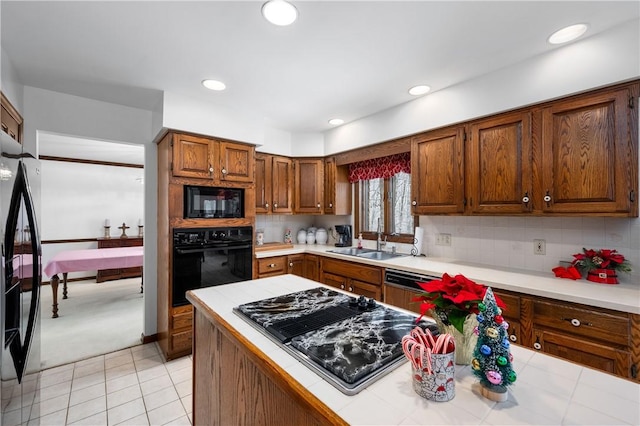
[411,200,417,206]
[543,190,552,206]
[317,203,321,208]
[289,262,293,267]
[509,333,517,342]
[533,337,542,351]
[349,286,353,292]
[561,317,592,327]
[340,284,345,290]
[274,203,278,209]
[221,168,228,175]
[522,192,530,205]
[329,202,333,208]
[265,203,270,209]
[268,263,276,268]
[209,165,214,174]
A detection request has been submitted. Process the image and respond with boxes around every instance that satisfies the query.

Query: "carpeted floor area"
[39,277,144,370]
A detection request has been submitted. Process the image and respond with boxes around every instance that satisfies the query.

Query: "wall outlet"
[436,233,452,246]
[533,239,546,255]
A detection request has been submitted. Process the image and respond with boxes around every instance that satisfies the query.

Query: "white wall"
[1,47,23,114]
[324,19,640,154]
[40,160,144,280]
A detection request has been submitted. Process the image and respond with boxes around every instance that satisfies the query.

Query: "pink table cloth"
[44,246,144,277]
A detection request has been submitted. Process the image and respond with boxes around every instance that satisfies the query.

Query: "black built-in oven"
[172,226,253,306]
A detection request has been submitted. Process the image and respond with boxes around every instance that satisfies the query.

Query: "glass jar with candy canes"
[471,287,517,402]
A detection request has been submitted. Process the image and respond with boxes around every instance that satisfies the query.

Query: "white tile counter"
[188,275,640,425]
[255,244,640,314]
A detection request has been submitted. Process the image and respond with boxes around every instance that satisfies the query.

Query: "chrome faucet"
[376,218,386,251]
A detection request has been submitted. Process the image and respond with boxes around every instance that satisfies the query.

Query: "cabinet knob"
[317,203,321,208]
[411,200,417,206]
[268,263,276,268]
[522,192,530,205]
[509,334,517,342]
[329,203,333,208]
[340,284,345,290]
[543,190,552,206]
[533,342,542,350]
[209,165,214,173]
[289,262,293,267]
[274,203,278,209]
[221,168,228,175]
[561,317,591,327]
[265,203,270,208]
[349,286,353,292]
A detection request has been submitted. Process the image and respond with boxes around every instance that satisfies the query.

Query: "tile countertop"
[255,244,640,315]
[188,275,640,426]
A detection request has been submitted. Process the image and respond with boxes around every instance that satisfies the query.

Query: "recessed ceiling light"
[202,79,226,91]
[328,118,344,126]
[409,85,431,96]
[548,24,588,45]
[262,0,298,26]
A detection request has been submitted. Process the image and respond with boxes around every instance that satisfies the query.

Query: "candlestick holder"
[138,225,144,238]
[118,222,130,238]
[103,226,111,238]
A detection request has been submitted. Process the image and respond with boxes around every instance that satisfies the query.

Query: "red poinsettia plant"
[571,248,632,273]
[413,273,505,334]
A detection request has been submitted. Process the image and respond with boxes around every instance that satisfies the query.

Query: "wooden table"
[43,246,143,318]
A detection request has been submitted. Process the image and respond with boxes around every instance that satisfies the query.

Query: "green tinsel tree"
[471,287,516,401]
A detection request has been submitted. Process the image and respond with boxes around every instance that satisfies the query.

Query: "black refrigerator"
[0,131,42,425]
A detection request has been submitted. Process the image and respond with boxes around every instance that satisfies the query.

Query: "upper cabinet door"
[468,111,532,214]
[254,153,271,213]
[411,126,465,214]
[294,158,324,214]
[540,87,637,216]
[272,156,293,213]
[219,141,254,183]
[324,157,352,215]
[172,134,215,179]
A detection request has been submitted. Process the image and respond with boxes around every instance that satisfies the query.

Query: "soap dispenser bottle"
[357,233,363,249]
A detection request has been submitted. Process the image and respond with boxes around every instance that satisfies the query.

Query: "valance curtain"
[348,152,411,183]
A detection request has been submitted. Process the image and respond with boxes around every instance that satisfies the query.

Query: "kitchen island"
[187,275,640,425]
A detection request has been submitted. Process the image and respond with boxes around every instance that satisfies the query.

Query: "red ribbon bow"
[552,266,582,280]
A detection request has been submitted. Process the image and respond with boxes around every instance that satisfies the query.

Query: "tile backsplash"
[256,214,639,285]
[419,216,639,285]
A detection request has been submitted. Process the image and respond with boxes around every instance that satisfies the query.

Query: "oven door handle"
[175,244,252,254]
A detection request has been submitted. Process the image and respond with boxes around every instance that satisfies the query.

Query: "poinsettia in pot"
[413,273,506,365]
[572,248,632,284]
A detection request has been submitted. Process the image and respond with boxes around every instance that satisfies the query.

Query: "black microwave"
[184,185,245,219]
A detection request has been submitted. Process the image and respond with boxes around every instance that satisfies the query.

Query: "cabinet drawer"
[171,305,193,329]
[533,300,629,346]
[321,258,382,285]
[257,257,287,275]
[170,329,193,353]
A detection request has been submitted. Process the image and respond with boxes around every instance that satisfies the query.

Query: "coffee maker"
[334,225,352,247]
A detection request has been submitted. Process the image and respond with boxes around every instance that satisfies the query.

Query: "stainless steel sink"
[327,247,406,260]
[327,247,378,256]
[356,251,406,260]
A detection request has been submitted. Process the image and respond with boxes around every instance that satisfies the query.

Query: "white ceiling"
[2,1,639,160]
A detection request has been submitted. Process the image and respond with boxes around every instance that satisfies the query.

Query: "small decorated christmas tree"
[471,287,516,402]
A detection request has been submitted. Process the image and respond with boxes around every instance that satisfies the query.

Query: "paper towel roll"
[412,226,424,256]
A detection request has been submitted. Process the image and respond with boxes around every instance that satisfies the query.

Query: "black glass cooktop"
[234,287,437,395]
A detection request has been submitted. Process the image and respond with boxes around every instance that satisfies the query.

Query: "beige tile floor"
[32,342,192,425]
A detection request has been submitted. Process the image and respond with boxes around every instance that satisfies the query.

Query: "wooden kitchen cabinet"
[172,133,254,183]
[1,92,23,143]
[255,153,293,214]
[411,125,466,214]
[256,256,288,278]
[303,254,320,282]
[169,304,193,358]
[537,86,637,216]
[96,237,143,282]
[467,111,533,214]
[320,257,382,301]
[324,157,352,215]
[294,158,324,214]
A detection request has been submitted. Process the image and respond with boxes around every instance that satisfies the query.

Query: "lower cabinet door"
[349,280,381,301]
[321,272,348,292]
[534,328,630,378]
